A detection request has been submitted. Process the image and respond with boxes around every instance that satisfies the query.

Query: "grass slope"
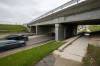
[0,41,62,66]
[0,24,27,33]
[83,45,100,66]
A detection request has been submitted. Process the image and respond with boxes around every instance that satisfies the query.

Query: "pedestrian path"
[54,36,89,66]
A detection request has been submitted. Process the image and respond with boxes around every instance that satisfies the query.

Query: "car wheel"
[21,44,26,47]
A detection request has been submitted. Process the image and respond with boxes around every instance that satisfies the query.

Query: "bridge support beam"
[55,24,64,41]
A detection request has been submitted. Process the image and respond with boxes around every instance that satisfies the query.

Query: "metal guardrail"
[30,0,86,24]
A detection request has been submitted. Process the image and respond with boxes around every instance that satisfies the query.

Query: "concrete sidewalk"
[54,36,89,66]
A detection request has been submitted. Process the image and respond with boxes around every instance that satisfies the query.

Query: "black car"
[5,34,28,41]
[0,40,26,52]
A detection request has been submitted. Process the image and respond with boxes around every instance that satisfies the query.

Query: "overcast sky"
[0,0,71,25]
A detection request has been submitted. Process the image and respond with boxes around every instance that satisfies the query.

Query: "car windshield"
[7,36,24,40]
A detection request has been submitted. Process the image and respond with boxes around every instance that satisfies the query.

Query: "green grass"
[89,25,100,32]
[0,24,27,33]
[0,41,62,66]
[83,45,100,66]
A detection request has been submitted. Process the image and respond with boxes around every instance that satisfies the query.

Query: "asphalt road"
[27,35,54,46]
[0,35,54,58]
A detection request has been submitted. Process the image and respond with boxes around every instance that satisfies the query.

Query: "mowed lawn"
[89,25,100,32]
[0,41,62,66]
[0,24,27,33]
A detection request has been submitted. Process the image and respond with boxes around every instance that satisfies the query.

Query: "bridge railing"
[31,0,86,23]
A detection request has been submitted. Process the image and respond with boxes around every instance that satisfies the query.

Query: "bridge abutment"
[36,25,55,35]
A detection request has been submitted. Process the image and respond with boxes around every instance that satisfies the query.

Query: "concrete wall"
[55,24,78,41]
[36,25,55,35]
[63,24,77,38]
[30,26,36,33]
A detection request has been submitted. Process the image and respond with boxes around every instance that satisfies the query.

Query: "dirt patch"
[89,35,100,47]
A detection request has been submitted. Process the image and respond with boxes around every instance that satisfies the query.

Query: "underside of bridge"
[30,23,78,41]
[67,19,100,25]
[29,0,100,41]
[30,26,36,33]
[55,23,78,40]
[30,19,100,41]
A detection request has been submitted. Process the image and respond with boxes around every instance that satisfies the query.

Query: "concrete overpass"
[28,0,100,41]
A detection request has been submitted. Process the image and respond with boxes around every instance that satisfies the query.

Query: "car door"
[5,41,17,49]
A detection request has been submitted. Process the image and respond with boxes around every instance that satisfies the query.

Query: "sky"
[0,0,71,25]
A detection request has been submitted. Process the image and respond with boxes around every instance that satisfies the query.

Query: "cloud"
[0,0,70,24]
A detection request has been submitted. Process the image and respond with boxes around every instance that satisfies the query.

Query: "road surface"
[0,35,54,58]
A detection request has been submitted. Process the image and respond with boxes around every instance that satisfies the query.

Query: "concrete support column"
[36,25,42,35]
[55,24,64,41]
[36,25,38,35]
